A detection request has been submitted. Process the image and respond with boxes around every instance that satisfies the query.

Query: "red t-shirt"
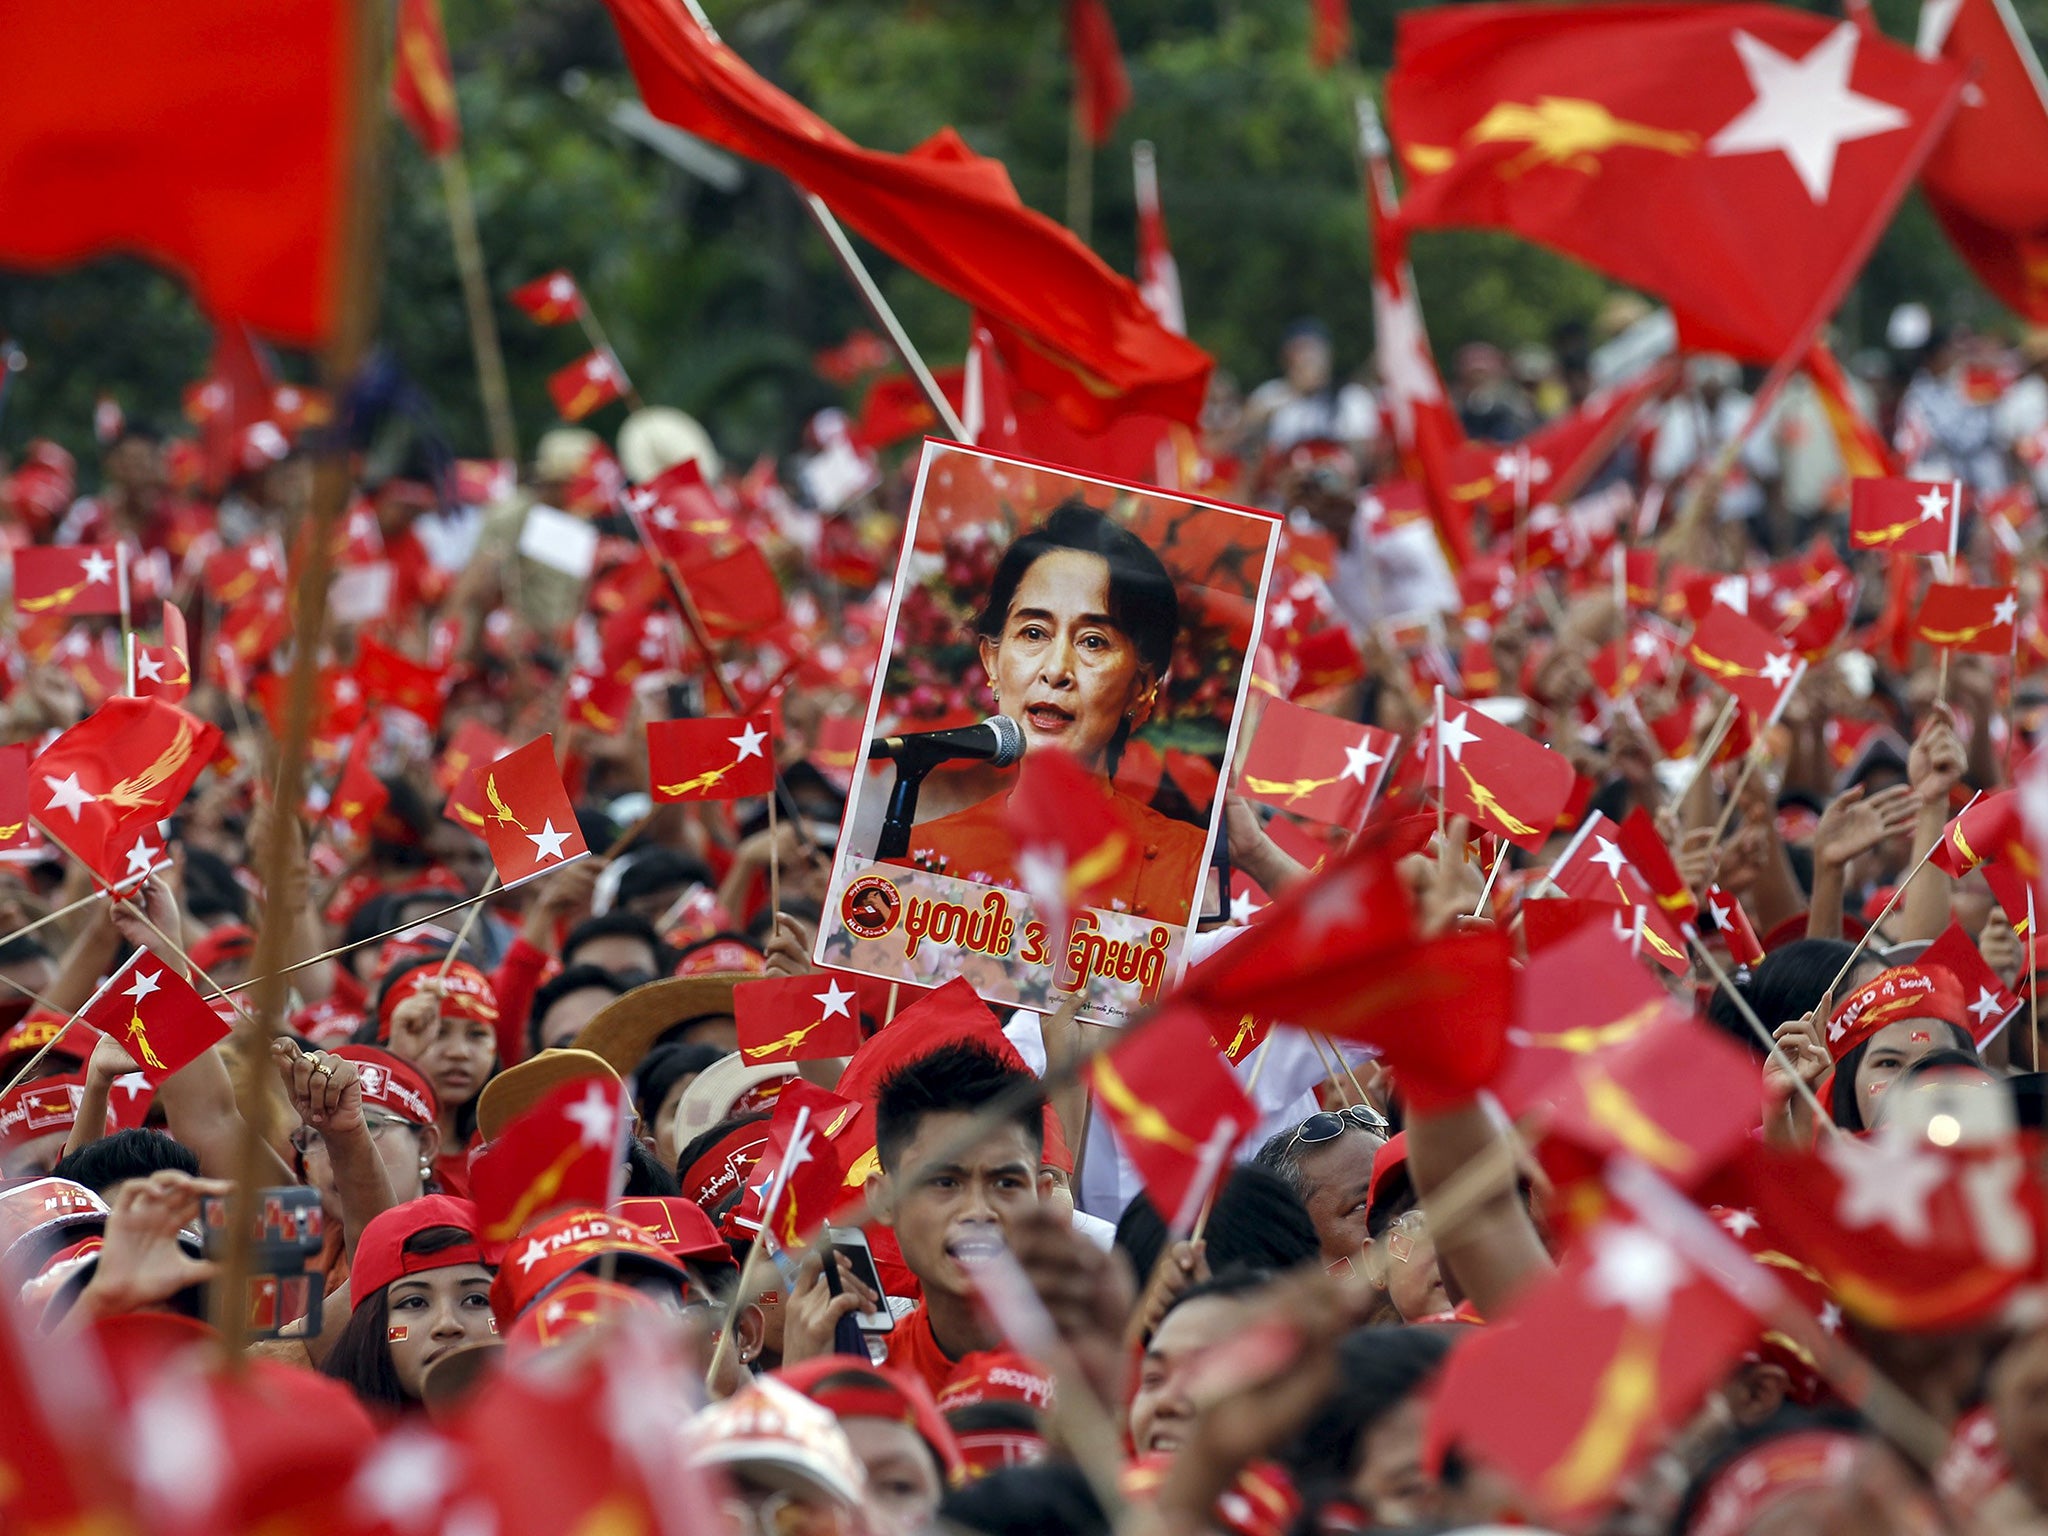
[880,1304,963,1400]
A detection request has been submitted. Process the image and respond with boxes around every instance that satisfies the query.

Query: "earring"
[419,1161,433,1181]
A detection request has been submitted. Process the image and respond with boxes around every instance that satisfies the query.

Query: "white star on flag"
[564,1083,619,1149]
[527,820,573,862]
[124,836,158,879]
[125,968,163,1006]
[1712,574,1750,613]
[814,979,855,1020]
[1970,986,2008,1027]
[1759,651,1796,687]
[42,772,94,820]
[1917,486,1950,522]
[1342,737,1383,785]
[348,1432,457,1526]
[79,550,115,585]
[1228,889,1263,924]
[1719,1208,1760,1238]
[135,652,165,683]
[1708,23,1910,203]
[1298,866,1369,942]
[1994,595,2019,627]
[1435,710,1481,764]
[1590,837,1628,878]
[730,722,768,761]
[1585,1225,1686,1319]
[1821,1126,1945,1245]
[1630,630,1662,658]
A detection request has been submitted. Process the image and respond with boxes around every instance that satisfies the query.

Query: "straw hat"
[476,1048,620,1142]
[573,973,748,1076]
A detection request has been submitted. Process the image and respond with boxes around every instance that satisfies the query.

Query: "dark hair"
[51,1129,199,1193]
[621,1138,682,1197]
[1705,938,1858,1061]
[320,1226,485,1410]
[0,934,52,969]
[1154,1265,1276,1333]
[179,847,249,926]
[615,848,715,907]
[1114,1165,1320,1287]
[1829,1024,1977,1131]
[562,911,669,976]
[1282,1326,1457,1491]
[974,499,1180,775]
[527,964,637,1058]
[356,953,497,1142]
[875,1041,1043,1174]
[633,1041,728,1132]
[939,1462,1109,1536]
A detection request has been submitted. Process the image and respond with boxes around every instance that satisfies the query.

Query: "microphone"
[868,715,1025,769]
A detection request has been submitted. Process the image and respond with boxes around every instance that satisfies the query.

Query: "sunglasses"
[1286,1104,1390,1149]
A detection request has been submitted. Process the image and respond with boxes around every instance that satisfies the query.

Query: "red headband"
[1684,1430,1863,1536]
[680,1122,770,1213]
[1826,963,1968,1062]
[378,960,500,1041]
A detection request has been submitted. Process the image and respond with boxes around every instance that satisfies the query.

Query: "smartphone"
[200,1185,326,1339]
[821,1224,895,1334]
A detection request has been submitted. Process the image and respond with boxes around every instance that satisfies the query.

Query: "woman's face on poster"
[978,547,1152,773]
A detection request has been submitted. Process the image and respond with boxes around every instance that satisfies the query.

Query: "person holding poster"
[891,499,1207,923]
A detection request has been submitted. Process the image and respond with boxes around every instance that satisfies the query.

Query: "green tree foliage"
[0,0,2029,474]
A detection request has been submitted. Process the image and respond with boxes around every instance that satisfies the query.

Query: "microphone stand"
[870,743,936,862]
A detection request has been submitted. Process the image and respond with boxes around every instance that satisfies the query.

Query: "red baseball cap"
[936,1349,1055,1415]
[0,1011,93,1078]
[613,1195,737,1272]
[488,1208,688,1326]
[502,1273,663,1362]
[0,1075,96,1159]
[187,923,254,975]
[329,1045,439,1127]
[776,1355,965,1484]
[349,1196,486,1310]
[1364,1132,1410,1228]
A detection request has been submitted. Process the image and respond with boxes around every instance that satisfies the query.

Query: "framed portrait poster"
[815,441,1280,1024]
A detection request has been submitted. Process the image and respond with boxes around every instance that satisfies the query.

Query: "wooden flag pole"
[435,148,519,467]
[211,0,386,1365]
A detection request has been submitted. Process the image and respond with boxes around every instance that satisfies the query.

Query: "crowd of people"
[5,283,2048,1536]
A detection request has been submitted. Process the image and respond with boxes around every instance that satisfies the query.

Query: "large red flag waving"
[600,0,1209,429]
[0,0,353,344]
[1388,4,1964,361]
[1917,0,2048,321]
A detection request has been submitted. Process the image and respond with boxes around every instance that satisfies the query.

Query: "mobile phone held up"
[821,1224,896,1334]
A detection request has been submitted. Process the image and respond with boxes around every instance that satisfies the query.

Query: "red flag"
[1430,698,1577,852]
[601,0,1209,430]
[129,602,191,703]
[548,351,627,423]
[1238,699,1395,828]
[354,635,448,728]
[680,541,784,638]
[728,1101,848,1252]
[564,669,635,734]
[327,728,389,840]
[1003,747,1148,929]
[1427,1216,1763,1516]
[473,736,590,889]
[647,715,775,803]
[733,974,864,1066]
[1930,790,2030,879]
[202,536,285,606]
[1916,582,2020,655]
[1091,1005,1256,1232]
[1686,603,1805,725]
[1067,0,1130,146]
[469,1076,628,1250]
[1918,0,2048,322]
[1614,806,1699,929]
[0,745,32,852]
[1741,1133,2048,1330]
[1443,361,1679,523]
[393,0,461,158]
[622,459,741,570]
[1702,884,1764,968]
[1849,475,1961,555]
[510,270,585,325]
[439,719,510,796]
[12,544,126,621]
[1387,5,1965,361]
[1311,0,1352,68]
[1545,813,1689,975]
[1133,143,1185,334]
[76,948,231,1084]
[0,0,352,344]
[1807,339,1900,478]
[31,698,220,889]
[1919,920,2022,1048]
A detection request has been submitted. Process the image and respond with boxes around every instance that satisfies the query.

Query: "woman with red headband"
[355,953,503,1196]
[1823,961,1984,1132]
[776,1356,964,1536]
[320,1195,497,1414]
